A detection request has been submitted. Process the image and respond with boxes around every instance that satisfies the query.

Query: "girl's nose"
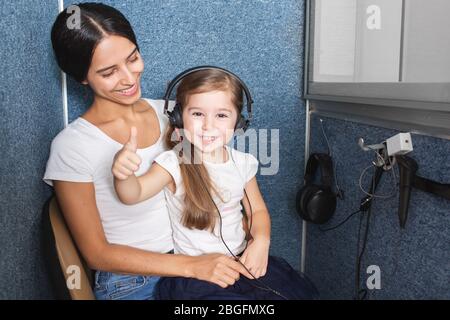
[202,115,214,130]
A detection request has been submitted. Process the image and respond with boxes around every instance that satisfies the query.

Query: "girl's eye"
[217,113,229,118]
[192,112,203,117]
[129,55,139,63]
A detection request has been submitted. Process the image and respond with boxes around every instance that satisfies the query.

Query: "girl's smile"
[182,90,238,161]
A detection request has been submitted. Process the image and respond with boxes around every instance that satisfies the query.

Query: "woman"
[44,2,249,300]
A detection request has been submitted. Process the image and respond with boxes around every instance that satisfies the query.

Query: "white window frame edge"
[303,0,450,141]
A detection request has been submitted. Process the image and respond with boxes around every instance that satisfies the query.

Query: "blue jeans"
[156,256,319,300]
[94,271,161,300]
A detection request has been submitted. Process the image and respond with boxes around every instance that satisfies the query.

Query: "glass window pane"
[312,0,403,83]
[402,0,450,82]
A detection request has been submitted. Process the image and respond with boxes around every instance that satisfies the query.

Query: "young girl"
[112,68,318,299]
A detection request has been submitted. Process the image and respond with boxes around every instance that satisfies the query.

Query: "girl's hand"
[112,126,142,180]
[239,237,270,279]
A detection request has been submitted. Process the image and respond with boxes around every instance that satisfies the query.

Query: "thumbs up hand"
[112,126,142,180]
[125,125,138,152]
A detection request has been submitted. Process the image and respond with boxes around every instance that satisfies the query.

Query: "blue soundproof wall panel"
[306,114,450,299]
[0,0,63,299]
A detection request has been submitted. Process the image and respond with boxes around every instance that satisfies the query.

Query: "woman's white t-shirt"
[43,99,174,253]
[154,146,259,256]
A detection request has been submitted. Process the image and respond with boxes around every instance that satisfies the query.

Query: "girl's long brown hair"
[164,69,244,231]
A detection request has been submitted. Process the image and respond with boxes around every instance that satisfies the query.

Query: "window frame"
[303,0,450,139]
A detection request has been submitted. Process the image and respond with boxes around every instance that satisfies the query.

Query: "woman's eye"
[102,72,114,78]
[217,113,229,118]
[129,55,139,63]
[192,112,203,117]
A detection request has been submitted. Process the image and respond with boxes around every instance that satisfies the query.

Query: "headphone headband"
[304,153,334,188]
[163,66,253,121]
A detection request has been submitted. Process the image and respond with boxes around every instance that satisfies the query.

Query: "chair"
[42,196,95,300]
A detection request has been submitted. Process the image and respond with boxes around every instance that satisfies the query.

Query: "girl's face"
[182,89,238,154]
[83,35,144,105]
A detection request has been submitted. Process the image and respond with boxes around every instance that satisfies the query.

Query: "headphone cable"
[354,165,383,300]
[229,149,289,299]
[354,201,371,300]
[197,147,288,300]
[319,209,361,232]
[319,118,344,199]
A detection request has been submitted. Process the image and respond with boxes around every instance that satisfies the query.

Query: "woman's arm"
[54,180,251,287]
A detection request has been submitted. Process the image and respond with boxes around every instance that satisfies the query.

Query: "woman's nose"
[119,66,135,84]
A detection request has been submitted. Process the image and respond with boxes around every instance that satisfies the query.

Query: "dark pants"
[155,255,319,300]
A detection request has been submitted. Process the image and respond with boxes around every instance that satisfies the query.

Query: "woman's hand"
[187,253,253,288]
[112,126,142,180]
[239,237,270,279]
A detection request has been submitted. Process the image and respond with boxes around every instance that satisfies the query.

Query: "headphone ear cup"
[168,103,183,128]
[234,115,249,133]
[295,186,307,219]
[305,189,337,224]
[296,185,319,221]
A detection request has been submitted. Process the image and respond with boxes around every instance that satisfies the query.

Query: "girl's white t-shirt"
[43,99,174,253]
[154,146,259,256]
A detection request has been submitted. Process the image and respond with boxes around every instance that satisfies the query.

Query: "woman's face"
[83,35,144,105]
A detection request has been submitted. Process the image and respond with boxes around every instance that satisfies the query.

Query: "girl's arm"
[114,163,172,205]
[240,176,271,278]
[242,176,271,244]
[112,126,172,204]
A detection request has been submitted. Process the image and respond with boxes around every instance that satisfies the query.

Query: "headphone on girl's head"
[163,66,253,132]
[296,153,337,224]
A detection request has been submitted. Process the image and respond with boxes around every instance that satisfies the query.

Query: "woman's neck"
[83,96,138,124]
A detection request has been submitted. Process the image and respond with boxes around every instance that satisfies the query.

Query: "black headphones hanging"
[163,66,253,132]
[296,153,337,224]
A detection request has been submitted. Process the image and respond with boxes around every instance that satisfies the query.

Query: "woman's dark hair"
[51,2,139,83]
